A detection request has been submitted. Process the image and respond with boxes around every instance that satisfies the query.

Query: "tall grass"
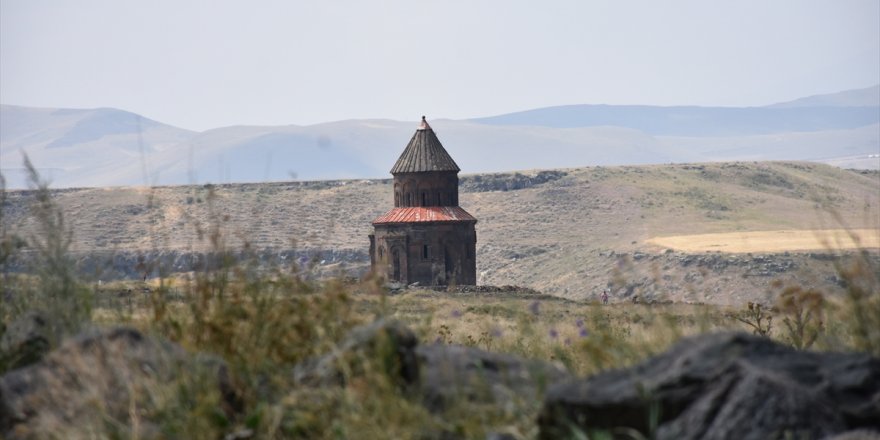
[1,158,92,353]
[832,248,880,355]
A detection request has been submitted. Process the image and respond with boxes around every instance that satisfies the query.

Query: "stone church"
[369,117,477,285]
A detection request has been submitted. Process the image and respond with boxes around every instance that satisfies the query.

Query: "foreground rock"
[8,320,877,439]
[415,344,570,411]
[292,319,420,387]
[0,327,233,439]
[539,332,880,440]
[293,319,570,411]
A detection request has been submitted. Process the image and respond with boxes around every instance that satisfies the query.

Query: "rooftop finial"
[418,115,431,131]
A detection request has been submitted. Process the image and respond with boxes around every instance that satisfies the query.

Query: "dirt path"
[647,229,880,253]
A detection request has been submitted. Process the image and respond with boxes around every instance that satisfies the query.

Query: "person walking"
[601,290,609,305]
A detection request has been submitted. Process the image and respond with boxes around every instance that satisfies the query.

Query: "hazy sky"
[2,0,878,131]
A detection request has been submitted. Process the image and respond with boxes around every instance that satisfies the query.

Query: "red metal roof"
[372,206,477,225]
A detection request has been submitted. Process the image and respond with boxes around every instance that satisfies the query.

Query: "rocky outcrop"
[0,327,234,439]
[292,318,420,387]
[415,343,570,412]
[292,319,570,412]
[539,332,880,440]
[4,247,370,281]
[460,170,567,193]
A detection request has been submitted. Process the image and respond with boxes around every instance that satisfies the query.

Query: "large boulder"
[539,332,880,440]
[415,343,570,411]
[292,318,419,387]
[0,327,234,439]
[292,319,570,411]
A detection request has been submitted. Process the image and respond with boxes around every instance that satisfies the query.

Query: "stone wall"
[372,222,476,286]
[393,171,459,207]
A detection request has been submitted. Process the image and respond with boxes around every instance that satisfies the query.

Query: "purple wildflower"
[450,309,463,318]
[549,328,558,339]
[529,301,541,315]
[578,327,590,338]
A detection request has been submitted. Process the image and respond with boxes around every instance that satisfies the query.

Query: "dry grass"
[372,290,733,376]
[647,228,880,253]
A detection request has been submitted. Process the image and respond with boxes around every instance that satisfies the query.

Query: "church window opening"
[423,245,430,259]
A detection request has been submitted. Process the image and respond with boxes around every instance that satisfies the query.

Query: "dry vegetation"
[1,161,879,438]
[647,228,879,253]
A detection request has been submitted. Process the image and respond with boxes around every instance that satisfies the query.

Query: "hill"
[2,85,879,189]
[470,104,879,135]
[0,105,196,187]
[768,84,880,108]
[4,161,878,305]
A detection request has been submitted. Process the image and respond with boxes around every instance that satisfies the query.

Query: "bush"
[776,284,824,350]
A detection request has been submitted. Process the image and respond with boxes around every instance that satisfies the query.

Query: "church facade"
[369,117,477,285]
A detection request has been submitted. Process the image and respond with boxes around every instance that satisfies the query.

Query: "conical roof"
[390,116,460,174]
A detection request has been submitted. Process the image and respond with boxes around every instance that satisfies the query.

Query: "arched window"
[422,192,428,206]
[392,249,401,281]
[402,180,414,206]
[394,192,400,207]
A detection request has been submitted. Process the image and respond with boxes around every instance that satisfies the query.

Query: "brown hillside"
[4,161,878,305]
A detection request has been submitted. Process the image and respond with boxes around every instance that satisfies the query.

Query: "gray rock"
[539,332,880,440]
[0,326,234,439]
[292,318,419,387]
[829,430,880,440]
[386,281,405,291]
[292,319,571,413]
[0,311,52,371]
[415,343,571,412]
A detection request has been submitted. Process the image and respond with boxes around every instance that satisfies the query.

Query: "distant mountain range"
[2,85,878,189]
[472,85,880,136]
